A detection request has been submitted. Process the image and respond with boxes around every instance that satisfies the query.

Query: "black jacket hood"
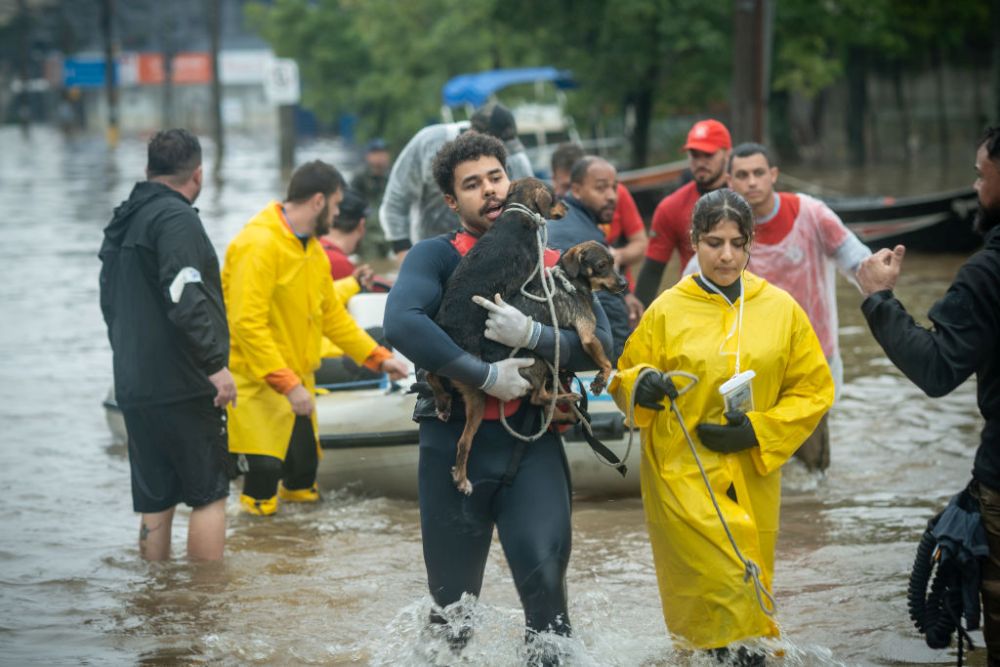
[101,181,190,252]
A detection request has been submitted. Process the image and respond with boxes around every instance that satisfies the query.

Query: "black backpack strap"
[566,373,627,478]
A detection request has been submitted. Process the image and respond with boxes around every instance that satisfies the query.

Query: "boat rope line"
[626,367,777,619]
[499,204,561,443]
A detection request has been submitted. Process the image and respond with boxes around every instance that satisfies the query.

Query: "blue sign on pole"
[63,58,117,88]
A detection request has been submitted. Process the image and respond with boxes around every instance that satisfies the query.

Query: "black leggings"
[242,416,318,499]
[418,412,573,638]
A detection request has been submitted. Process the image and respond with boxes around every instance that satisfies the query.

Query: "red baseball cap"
[683,119,732,153]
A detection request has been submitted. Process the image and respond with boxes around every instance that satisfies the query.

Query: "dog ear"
[549,200,567,220]
[531,186,553,216]
[561,245,582,278]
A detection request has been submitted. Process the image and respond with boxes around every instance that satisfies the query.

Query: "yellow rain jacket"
[321,276,363,358]
[610,272,833,650]
[222,202,381,459]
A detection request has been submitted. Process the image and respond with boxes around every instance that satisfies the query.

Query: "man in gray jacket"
[379,102,533,264]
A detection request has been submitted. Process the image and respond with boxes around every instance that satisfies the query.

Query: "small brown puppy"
[430,234,624,494]
[503,240,626,403]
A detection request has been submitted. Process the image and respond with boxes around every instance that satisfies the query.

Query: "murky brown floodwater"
[0,125,987,666]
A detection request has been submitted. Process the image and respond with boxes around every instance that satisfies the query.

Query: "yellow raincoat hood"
[223,202,380,458]
[610,272,833,649]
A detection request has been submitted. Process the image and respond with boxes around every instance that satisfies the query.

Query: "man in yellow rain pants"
[223,160,408,515]
[611,189,833,662]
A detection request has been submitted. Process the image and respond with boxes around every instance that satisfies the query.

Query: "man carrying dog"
[856,126,1000,662]
[683,142,871,471]
[384,132,613,660]
[223,160,407,516]
[635,118,732,306]
[99,128,235,561]
[379,102,534,265]
[546,156,642,363]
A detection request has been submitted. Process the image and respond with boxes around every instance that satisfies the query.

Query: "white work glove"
[472,293,542,350]
[479,357,534,401]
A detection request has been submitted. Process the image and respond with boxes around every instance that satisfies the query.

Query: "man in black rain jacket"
[99,128,235,561]
[857,126,1000,662]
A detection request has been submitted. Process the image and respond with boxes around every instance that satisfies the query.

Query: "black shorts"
[122,396,230,513]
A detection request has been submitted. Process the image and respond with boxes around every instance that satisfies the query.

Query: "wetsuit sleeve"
[378,131,425,252]
[155,209,227,375]
[383,239,491,387]
[862,265,994,397]
[532,293,614,372]
[635,259,666,307]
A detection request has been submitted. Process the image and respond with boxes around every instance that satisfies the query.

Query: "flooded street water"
[0,125,987,666]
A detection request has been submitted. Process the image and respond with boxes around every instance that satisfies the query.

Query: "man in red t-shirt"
[634,119,732,306]
[319,188,378,290]
[550,143,647,291]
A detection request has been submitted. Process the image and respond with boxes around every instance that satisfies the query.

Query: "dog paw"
[450,467,473,495]
[555,392,582,406]
[589,379,607,395]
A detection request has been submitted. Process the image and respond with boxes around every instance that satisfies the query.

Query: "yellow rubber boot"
[278,482,320,503]
[240,493,278,516]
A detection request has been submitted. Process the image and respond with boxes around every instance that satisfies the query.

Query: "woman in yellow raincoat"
[610,189,834,659]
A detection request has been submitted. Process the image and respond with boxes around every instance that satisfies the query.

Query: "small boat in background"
[825,187,980,252]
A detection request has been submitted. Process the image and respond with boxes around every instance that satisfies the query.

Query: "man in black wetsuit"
[383,132,613,661]
[857,126,1000,662]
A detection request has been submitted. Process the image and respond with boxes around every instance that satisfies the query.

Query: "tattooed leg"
[139,508,175,561]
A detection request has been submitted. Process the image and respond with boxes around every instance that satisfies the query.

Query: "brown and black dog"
[429,177,625,493]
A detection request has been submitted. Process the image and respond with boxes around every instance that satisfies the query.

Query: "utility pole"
[730,0,774,144]
[208,0,225,179]
[15,0,30,136]
[100,0,119,147]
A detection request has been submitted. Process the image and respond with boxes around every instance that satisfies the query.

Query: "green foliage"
[246,0,996,162]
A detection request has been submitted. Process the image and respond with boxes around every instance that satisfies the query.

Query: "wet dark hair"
[729,142,774,170]
[551,142,584,175]
[332,189,368,233]
[690,188,755,244]
[982,126,1000,163]
[147,128,201,182]
[432,132,507,197]
[286,160,344,203]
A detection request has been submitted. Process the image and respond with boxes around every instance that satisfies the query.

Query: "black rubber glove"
[634,371,679,411]
[696,411,759,453]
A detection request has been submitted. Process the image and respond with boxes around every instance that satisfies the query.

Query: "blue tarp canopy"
[441,67,576,108]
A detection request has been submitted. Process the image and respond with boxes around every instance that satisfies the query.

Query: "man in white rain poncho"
[378,102,533,265]
[684,142,870,471]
